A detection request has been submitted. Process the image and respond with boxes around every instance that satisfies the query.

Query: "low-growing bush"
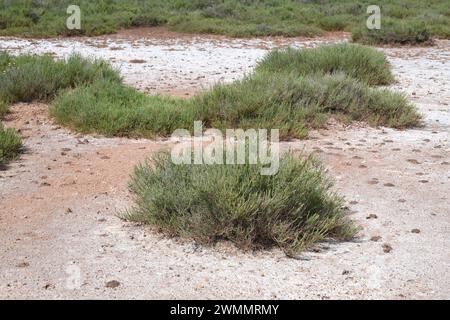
[0,124,22,165]
[352,20,431,45]
[195,72,419,139]
[125,151,357,254]
[0,53,121,108]
[50,79,194,138]
[255,43,394,85]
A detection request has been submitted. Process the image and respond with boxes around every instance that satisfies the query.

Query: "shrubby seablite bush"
[125,151,357,254]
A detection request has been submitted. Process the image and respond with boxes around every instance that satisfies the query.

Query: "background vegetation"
[49,44,420,140]
[0,0,448,44]
[0,44,420,162]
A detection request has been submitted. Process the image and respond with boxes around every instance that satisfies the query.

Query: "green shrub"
[0,124,22,165]
[125,151,357,254]
[0,53,121,107]
[50,79,194,138]
[194,72,419,139]
[352,20,431,45]
[255,43,395,85]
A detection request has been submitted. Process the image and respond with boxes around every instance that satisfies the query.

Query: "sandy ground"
[0,29,449,299]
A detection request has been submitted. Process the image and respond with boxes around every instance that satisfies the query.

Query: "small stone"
[105,280,121,288]
[411,229,421,234]
[370,236,382,242]
[43,283,54,290]
[129,59,146,64]
[407,159,420,164]
[382,243,393,253]
[16,262,29,268]
[384,183,395,187]
[366,214,378,219]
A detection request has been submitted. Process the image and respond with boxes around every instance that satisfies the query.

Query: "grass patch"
[0,124,22,165]
[125,151,357,254]
[49,44,419,140]
[0,1,448,44]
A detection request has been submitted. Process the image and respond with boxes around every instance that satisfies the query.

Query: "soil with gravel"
[0,29,449,299]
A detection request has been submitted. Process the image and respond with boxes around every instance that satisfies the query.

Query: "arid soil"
[0,30,449,299]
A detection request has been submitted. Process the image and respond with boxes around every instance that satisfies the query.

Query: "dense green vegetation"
[255,44,394,85]
[0,0,448,44]
[126,151,357,253]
